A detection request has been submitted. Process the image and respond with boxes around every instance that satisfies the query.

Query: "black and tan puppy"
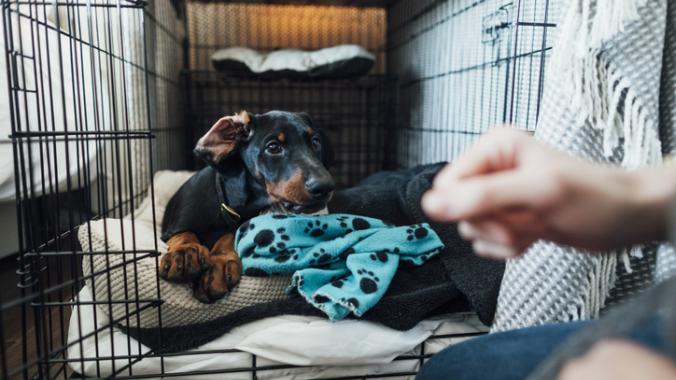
[160,110,335,302]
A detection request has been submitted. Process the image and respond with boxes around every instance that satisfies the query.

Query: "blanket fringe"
[582,253,618,319]
[546,0,658,322]
[551,0,660,168]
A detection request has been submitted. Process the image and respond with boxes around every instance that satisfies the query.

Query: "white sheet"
[67,286,488,379]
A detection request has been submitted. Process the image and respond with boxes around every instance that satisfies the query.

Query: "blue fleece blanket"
[235,213,444,321]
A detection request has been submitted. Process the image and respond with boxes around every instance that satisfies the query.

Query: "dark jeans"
[417,318,667,380]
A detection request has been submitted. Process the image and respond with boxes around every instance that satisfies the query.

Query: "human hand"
[558,340,676,380]
[421,128,675,259]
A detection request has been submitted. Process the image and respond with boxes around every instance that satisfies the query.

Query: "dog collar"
[215,173,241,227]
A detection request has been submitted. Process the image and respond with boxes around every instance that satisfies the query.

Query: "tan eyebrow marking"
[307,128,314,135]
[277,132,285,142]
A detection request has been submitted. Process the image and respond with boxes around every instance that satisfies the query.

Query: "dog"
[160,110,335,302]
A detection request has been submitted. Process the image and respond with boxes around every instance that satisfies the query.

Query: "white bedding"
[67,286,487,379]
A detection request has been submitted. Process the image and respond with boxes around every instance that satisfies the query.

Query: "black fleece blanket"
[124,163,504,353]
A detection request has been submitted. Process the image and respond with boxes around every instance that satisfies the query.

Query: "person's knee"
[416,344,475,380]
[417,323,589,380]
[416,353,451,380]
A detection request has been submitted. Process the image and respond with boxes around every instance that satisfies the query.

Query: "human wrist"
[630,167,676,242]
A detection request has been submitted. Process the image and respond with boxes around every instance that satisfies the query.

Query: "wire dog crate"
[0,0,560,378]
[185,72,397,187]
[183,1,396,187]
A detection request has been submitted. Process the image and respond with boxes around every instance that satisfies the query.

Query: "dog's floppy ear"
[194,111,251,166]
[295,111,313,126]
[296,112,334,169]
[316,128,335,169]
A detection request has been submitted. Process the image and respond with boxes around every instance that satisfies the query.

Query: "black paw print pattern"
[340,297,360,309]
[406,225,429,241]
[254,229,275,247]
[369,250,389,263]
[351,217,371,231]
[238,221,256,240]
[336,216,373,233]
[274,250,292,262]
[336,216,353,233]
[276,227,290,241]
[339,247,356,261]
[304,220,328,237]
[273,247,300,263]
[331,277,345,288]
[309,248,332,265]
[357,269,380,294]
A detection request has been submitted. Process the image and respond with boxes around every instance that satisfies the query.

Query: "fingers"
[423,169,536,221]
[458,219,535,259]
[459,220,514,246]
[421,128,550,261]
[433,127,528,185]
[471,240,520,260]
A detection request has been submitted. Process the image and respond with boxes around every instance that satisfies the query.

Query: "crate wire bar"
[183,1,394,187]
[0,0,559,378]
[1,0,180,378]
[387,0,562,167]
[185,72,397,187]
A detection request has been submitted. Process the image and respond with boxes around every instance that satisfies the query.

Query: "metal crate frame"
[388,0,560,167]
[0,0,558,378]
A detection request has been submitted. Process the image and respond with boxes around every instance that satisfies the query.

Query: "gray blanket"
[493,0,676,332]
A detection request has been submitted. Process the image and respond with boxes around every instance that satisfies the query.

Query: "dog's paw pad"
[160,243,209,283]
[193,253,241,303]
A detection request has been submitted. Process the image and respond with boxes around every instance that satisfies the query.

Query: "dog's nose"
[305,176,335,198]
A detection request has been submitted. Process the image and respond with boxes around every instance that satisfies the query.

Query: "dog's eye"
[311,136,321,150]
[265,141,283,155]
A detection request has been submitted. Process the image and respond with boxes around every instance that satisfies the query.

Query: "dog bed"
[67,285,487,379]
[72,170,488,378]
[211,45,375,80]
[78,170,291,330]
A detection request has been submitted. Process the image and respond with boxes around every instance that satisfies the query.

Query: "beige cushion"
[78,170,290,328]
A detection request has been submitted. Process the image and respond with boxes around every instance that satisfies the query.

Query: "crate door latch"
[482,3,514,44]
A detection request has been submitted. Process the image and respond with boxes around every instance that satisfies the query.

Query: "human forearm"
[422,129,676,259]
[627,165,676,244]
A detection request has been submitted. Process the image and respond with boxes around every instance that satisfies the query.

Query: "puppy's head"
[195,110,335,213]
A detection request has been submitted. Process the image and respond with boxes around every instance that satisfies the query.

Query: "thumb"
[423,170,536,221]
[433,127,526,186]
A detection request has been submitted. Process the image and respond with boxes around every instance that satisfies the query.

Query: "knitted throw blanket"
[492,0,676,332]
[236,214,444,320]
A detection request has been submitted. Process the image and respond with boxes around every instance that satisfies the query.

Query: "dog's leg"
[160,232,211,282]
[193,233,242,303]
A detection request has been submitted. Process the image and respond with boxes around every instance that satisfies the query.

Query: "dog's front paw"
[192,251,242,303]
[160,242,210,283]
